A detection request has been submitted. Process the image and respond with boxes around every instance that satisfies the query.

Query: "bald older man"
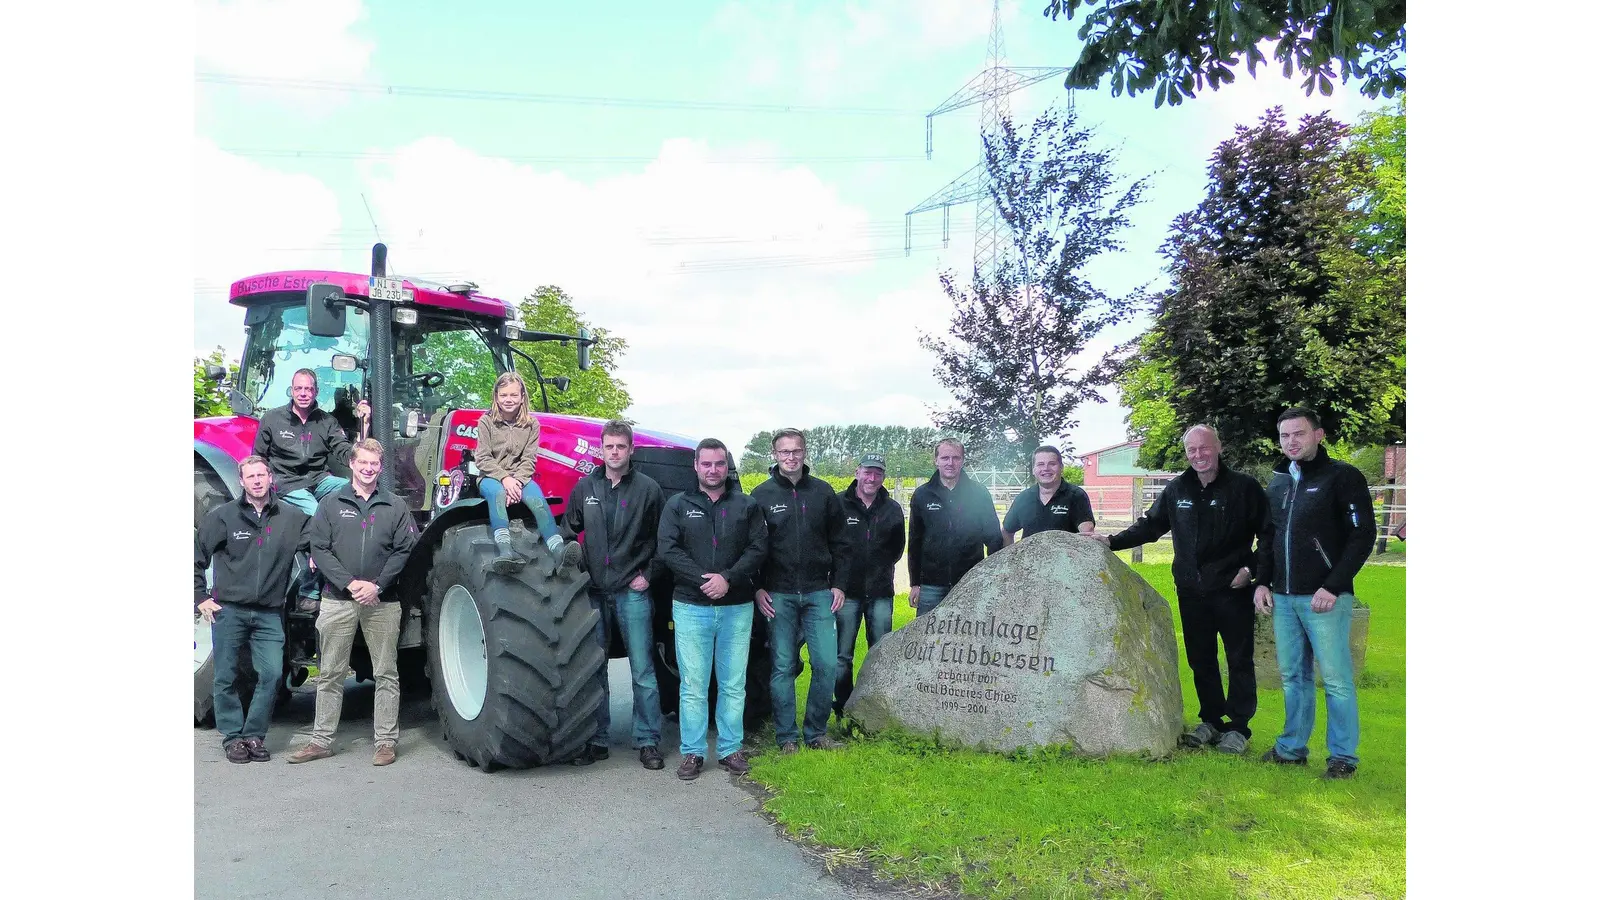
[1091,425,1270,754]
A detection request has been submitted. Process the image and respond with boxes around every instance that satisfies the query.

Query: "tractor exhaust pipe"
[368,242,395,493]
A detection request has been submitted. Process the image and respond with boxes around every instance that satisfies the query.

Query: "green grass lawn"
[746,564,1407,899]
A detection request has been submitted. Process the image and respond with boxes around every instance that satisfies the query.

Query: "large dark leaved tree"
[1042,0,1406,107]
[1133,106,1404,468]
[921,106,1147,470]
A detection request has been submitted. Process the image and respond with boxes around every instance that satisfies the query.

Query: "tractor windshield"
[238,301,370,417]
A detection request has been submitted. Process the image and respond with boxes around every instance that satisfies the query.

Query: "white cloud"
[195,0,374,81]
[192,138,345,354]
[353,136,968,448]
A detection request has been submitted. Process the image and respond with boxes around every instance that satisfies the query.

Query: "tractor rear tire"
[194,460,231,726]
[425,521,606,771]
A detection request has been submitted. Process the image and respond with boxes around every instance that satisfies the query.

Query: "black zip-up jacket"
[749,465,851,594]
[252,402,355,495]
[908,472,1003,588]
[838,480,905,599]
[194,493,311,611]
[562,465,665,594]
[1255,446,1377,596]
[1108,462,1269,596]
[308,484,420,603]
[656,487,768,606]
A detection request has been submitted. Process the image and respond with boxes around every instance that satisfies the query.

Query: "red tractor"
[193,245,772,770]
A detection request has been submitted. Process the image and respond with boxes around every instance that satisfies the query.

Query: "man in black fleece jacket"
[656,439,768,780]
[562,419,667,770]
[1253,408,1377,780]
[751,428,851,753]
[831,453,905,717]
[907,438,1002,617]
[194,455,310,764]
[287,439,418,767]
[1093,425,1268,754]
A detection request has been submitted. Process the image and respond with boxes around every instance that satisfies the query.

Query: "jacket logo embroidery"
[1306,487,1320,493]
[1177,499,1194,509]
[339,509,358,518]
[232,530,253,540]
[1048,505,1071,514]
[925,502,943,511]
[585,496,601,505]
[278,430,296,440]
[769,504,788,514]
[846,516,861,525]
[685,509,705,519]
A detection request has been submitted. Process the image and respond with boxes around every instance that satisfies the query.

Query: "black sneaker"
[1181,722,1222,748]
[639,746,665,770]
[1260,747,1308,766]
[570,744,610,766]
[1323,759,1358,780]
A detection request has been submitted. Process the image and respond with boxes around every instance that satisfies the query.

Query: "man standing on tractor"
[656,438,768,781]
[253,367,369,610]
[1253,407,1378,780]
[752,428,852,754]
[907,438,1002,618]
[287,439,419,767]
[474,371,574,574]
[1089,425,1269,755]
[194,455,310,764]
[1001,445,1097,546]
[562,419,668,770]
[832,453,905,719]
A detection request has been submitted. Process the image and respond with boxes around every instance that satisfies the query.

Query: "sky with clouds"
[193,0,1394,460]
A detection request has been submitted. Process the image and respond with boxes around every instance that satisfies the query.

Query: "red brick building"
[1079,440,1178,525]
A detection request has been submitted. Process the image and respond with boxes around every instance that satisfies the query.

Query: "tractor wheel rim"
[440,584,488,721]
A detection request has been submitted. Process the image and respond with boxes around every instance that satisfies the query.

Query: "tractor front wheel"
[425,522,607,771]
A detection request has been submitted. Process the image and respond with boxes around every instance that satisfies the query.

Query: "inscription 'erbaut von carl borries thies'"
[845,531,1184,757]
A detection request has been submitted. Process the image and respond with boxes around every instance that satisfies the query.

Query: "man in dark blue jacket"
[832,453,905,717]
[656,438,768,781]
[1253,408,1377,780]
[194,455,310,763]
[907,439,1002,617]
[1093,425,1268,754]
[286,439,418,767]
[752,428,851,753]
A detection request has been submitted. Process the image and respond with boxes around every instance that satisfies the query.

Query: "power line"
[196,73,963,117]
[219,147,928,166]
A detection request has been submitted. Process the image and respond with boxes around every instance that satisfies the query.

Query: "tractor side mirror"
[577,326,593,371]
[307,283,348,338]
[550,376,571,393]
[203,365,227,383]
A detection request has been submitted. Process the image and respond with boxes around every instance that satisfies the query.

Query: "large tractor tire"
[425,521,607,771]
[194,461,231,727]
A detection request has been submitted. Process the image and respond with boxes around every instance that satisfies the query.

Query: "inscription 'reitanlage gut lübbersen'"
[906,613,1056,716]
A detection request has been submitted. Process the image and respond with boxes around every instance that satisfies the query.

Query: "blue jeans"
[768,590,839,746]
[673,600,753,760]
[833,595,893,713]
[591,588,663,748]
[914,584,951,618]
[211,604,286,742]
[477,475,560,542]
[1271,592,1360,765]
[280,474,348,600]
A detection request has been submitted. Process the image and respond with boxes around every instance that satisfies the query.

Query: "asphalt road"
[194,661,881,900]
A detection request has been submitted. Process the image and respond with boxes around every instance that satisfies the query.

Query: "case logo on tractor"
[455,424,480,439]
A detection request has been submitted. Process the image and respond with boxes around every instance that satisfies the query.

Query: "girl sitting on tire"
[475,371,566,573]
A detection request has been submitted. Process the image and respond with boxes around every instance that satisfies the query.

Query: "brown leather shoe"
[676,754,704,781]
[243,738,270,762]
[717,751,751,775]
[639,746,665,770]
[373,743,397,766]
[779,741,799,754]
[285,743,334,764]
[807,736,844,751]
[225,739,251,764]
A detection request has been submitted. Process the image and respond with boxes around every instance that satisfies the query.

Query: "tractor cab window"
[238,302,370,422]
[392,318,506,419]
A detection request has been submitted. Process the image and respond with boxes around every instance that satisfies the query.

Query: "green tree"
[739,425,940,479]
[1137,107,1405,468]
[1042,0,1406,107]
[1117,333,1187,472]
[922,106,1147,469]
[194,347,236,418]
